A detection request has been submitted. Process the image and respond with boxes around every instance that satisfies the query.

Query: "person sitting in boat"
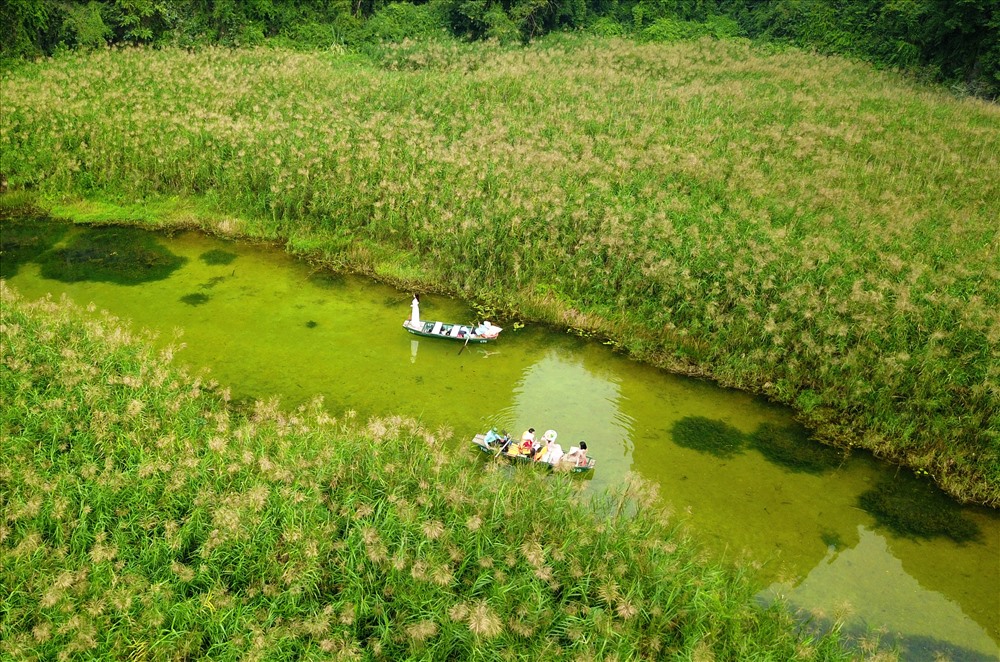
[534,429,557,460]
[541,441,563,465]
[533,437,549,462]
[484,429,506,447]
[562,441,589,467]
[474,321,494,337]
[519,428,535,448]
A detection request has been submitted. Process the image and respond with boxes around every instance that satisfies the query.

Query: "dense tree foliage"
[2,0,997,96]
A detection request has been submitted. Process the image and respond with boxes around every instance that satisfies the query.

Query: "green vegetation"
[2,0,997,98]
[0,213,68,279]
[199,248,238,266]
[748,423,844,475]
[858,478,981,544]
[180,292,211,306]
[35,225,187,284]
[0,284,875,660]
[671,416,746,459]
[2,38,996,506]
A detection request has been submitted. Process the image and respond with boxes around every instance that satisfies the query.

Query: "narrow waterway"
[4,222,998,661]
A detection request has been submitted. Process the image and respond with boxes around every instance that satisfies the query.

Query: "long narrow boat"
[472,430,596,474]
[403,319,502,343]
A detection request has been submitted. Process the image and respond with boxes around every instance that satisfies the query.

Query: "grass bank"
[1,35,997,506]
[0,283,880,660]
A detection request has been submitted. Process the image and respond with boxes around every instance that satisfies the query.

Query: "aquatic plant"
[819,529,844,552]
[671,416,746,458]
[200,248,237,265]
[0,215,68,278]
[180,292,211,305]
[0,283,867,661]
[858,478,981,543]
[749,422,844,474]
[35,226,185,284]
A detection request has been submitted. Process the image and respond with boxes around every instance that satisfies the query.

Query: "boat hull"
[472,433,595,474]
[403,320,500,343]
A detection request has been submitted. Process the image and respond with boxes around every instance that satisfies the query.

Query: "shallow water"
[5,224,998,661]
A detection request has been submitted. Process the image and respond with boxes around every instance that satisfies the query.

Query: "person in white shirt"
[411,294,420,324]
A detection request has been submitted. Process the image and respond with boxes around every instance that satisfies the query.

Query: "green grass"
[1,35,997,506]
[0,283,876,660]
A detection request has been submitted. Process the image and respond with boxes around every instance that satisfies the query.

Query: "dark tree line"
[2,0,997,98]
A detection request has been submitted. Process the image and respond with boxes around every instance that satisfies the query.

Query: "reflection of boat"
[403,319,501,343]
[472,430,595,474]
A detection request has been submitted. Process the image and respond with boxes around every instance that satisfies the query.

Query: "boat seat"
[431,322,443,335]
[450,325,462,337]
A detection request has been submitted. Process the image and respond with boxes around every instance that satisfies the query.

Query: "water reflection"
[767,525,999,661]
[491,348,635,487]
[4,224,998,661]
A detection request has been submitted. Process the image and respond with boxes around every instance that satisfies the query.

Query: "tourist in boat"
[534,429,557,460]
[543,441,564,465]
[474,320,494,336]
[520,427,535,448]
[533,436,550,462]
[410,294,420,324]
[562,441,589,467]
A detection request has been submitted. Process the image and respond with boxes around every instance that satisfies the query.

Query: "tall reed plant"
[1,35,997,504]
[0,282,881,659]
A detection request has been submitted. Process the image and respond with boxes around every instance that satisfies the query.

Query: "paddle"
[458,321,476,355]
[494,432,511,459]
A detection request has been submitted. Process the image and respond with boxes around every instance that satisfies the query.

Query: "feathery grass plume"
[2,269,888,657]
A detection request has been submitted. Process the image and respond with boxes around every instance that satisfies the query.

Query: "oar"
[458,322,475,355]
[494,433,510,459]
[493,430,514,460]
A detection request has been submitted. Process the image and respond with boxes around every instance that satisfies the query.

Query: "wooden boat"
[403,319,502,343]
[472,430,596,474]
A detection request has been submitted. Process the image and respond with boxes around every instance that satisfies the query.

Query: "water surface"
[5,224,998,661]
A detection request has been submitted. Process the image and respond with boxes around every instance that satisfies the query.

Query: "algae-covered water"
[4,221,998,661]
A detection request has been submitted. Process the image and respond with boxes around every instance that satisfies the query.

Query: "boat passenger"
[475,321,494,336]
[563,441,589,467]
[544,442,563,465]
[533,437,550,462]
[484,429,504,446]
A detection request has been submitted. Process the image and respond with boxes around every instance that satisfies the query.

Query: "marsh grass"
[1,35,997,504]
[0,283,879,659]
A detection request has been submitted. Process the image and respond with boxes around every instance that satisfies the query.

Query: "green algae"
[37,226,186,284]
[200,249,237,266]
[859,478,981,543]
[180,292,211,306]
[749,422,844,474]
[0,216,69,279]
[671,416,746,458]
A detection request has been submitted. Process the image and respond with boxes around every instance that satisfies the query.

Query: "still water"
[5,224,998,661]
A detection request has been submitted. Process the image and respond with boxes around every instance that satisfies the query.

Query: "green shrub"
[365,2,450,43]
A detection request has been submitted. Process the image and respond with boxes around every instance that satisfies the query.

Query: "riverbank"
[1,36,997,506]
[0,282,879,660]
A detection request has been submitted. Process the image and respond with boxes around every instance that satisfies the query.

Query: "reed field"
[0,283,880,660]
[1,35,998,505]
